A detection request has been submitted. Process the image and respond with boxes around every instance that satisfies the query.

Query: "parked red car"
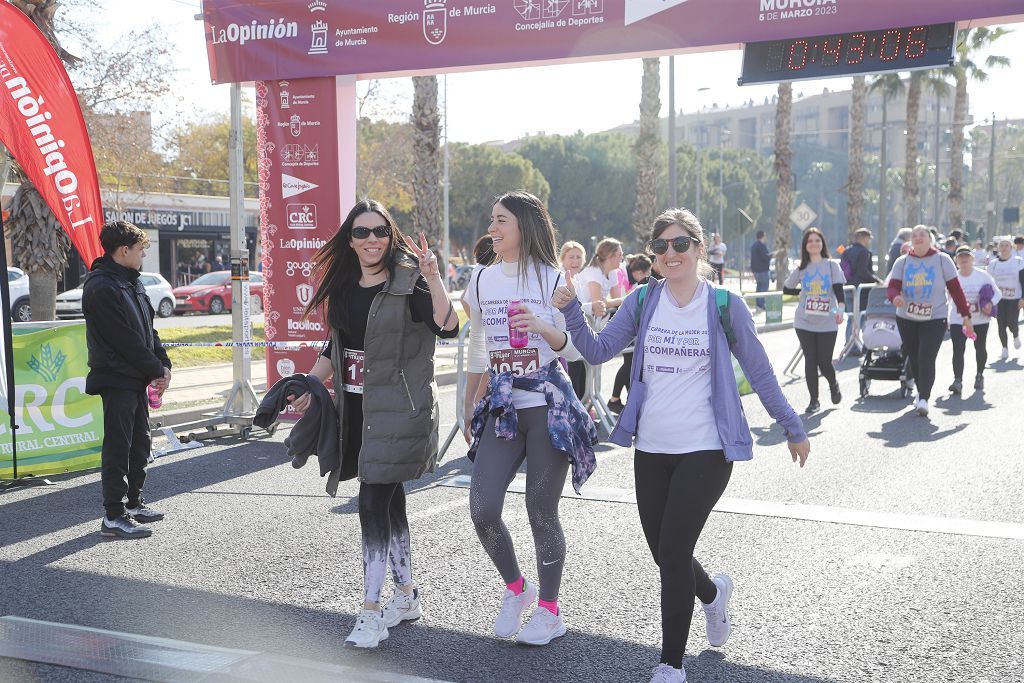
[172,271,264,315]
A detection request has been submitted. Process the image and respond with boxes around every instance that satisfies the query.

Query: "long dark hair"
[303,199,414,334]
[493,190,559,285]
[797,227,830,271]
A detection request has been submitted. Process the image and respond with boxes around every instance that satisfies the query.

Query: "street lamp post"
[669,56,677,206]
[695,87,709,221]
[718,128,730,238]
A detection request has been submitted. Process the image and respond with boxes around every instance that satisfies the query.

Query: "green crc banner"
[0,324,103,478]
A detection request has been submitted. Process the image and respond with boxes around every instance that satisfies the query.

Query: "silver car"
[7,267,31,322]
[56,272,176,319]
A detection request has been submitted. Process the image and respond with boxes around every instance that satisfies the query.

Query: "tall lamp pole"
[695,86,709,220]
[718,128,730,236]
[668,57,677,206]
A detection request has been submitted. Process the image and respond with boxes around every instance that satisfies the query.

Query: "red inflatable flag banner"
[0,4,103,267]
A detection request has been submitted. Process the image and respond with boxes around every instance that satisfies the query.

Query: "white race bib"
[342,348,364,394]
[905,301,933,321]
[488,347,540,377]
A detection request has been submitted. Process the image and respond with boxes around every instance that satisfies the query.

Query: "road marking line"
[437,475,1024,540]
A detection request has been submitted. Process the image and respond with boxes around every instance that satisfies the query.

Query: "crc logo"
[286,261,313,278]
[296,283,314,307]
[286,203,317,230]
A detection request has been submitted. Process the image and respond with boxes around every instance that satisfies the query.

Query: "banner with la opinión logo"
[0,325,103,478]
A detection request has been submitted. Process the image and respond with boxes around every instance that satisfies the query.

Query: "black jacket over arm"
[82,255,171,395]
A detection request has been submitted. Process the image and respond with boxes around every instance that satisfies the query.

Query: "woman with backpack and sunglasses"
[287,199,459,648]
[552,208,809,683]
[782,227,846,414]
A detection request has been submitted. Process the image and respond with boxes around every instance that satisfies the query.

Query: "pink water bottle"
[507,299,529,349]
[147,383,162,409]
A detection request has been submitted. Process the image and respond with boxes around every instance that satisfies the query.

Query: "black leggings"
[567,360,587,400]
[635,449,733,669]
[359,482,412,604]
[711,263,724,284]
[794,329,838,401]
[612,352,633,399]
[996,298,1020,348]
[950,323,989,380]
[895,318,947,400]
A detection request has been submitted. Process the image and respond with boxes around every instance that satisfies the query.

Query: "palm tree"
[772,82,793,288]
[947,27,1011,233]
[411,76,442,244]
[903,71,951,229]
[631,58,661,245]
[846,75,867,239]
[5,0,80,321]
[869,73,904,263]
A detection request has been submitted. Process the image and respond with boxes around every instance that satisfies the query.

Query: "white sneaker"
[382,589,422,628]
[344,610,388,648]
[1015,337,1021,350]
[1001,347,1009,361]
[515,607,566,646]
[702,574,733,647]
[494,580,537,638]
[915,398,929,416]
[649,663,687,683]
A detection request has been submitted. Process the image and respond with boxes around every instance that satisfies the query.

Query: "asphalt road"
[2,327,1022,682]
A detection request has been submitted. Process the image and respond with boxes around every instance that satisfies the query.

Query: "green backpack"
[634,283,752,395]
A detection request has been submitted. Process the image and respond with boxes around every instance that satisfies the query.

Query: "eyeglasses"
[648,236,700,255]
[351,225,391,239]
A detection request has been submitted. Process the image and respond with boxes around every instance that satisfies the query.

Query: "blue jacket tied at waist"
[468,359,598,494]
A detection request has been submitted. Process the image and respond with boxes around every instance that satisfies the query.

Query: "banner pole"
[0,211,19,480]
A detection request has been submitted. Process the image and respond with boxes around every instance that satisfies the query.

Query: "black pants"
[711,263,724,284]
[996,298,1020,348]
[100,388,151,519]
[612,352,633,399]
[895,318,946,400]
[950,323,989,380]
[635,449,733,669]
[794,329,838,401]
[567,359,587,401]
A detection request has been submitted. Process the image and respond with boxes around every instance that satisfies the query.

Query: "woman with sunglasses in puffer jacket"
[552,208,810,683]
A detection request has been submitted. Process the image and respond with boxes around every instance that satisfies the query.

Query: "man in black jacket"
[840,228,882,354]
[83,221,172,539]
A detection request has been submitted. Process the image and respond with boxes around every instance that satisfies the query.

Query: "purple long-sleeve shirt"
[559,279,807,458]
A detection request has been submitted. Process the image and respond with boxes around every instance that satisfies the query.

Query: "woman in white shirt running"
[948,245,1000,393]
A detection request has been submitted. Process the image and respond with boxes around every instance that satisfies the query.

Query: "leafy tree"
[773,82,794,288]
[356,118,414,213]
[166,112,258,197]
[447,143,549,248]
[846,75,867,238]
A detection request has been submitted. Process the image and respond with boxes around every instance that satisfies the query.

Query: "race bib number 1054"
[489,347,540,377]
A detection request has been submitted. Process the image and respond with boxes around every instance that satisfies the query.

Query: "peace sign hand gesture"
[404,231,441,283]
[551,269,578,310]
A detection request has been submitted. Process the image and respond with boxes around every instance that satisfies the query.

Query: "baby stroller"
[858,287,912,398]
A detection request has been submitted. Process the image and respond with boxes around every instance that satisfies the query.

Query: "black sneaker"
[607,398,624,415]
[125,502,164,523]
[100,514,153,539]
[829,384,842,405]
[805,400,820,414]
[974,374,984,390]
[949,379,962,394]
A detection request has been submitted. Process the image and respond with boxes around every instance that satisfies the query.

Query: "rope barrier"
[161,339,465,348]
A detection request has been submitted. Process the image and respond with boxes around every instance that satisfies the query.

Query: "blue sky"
[67,0,1024,144]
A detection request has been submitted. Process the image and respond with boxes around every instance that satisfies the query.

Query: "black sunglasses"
[648,235,700,255]
[351,225,392,239]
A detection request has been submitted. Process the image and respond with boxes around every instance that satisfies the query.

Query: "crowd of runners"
[87,189,1024,683]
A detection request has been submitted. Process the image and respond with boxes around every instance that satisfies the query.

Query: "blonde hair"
[589,237,623,268]
[559,240,586,264]
[649,208,716,280]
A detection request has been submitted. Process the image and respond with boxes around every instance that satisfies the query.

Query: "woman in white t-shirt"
[948,245,1000,393]
[463,191,595,647]
[559,240,589,399]
[985,238,1024,360]
[576,237,624,319]
[707,233,727,284]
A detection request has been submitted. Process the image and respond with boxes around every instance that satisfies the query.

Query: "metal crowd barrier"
[838,282,879,362]
[437,321,472,461]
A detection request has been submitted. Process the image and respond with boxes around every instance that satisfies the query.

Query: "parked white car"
[56,271,176,319]
[7,267,31,323]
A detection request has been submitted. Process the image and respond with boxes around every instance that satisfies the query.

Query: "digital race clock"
[738,23,956,85]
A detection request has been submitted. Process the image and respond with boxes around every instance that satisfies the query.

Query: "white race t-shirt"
[708,241,727,265]
[986,256,1024,300]
[635,282,723,454]
[948,268,1001,326]
[464,260,566,410]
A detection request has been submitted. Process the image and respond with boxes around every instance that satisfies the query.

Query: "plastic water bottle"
[507,300,528,349]
[147,383,162,409]
[964,324,977,341]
